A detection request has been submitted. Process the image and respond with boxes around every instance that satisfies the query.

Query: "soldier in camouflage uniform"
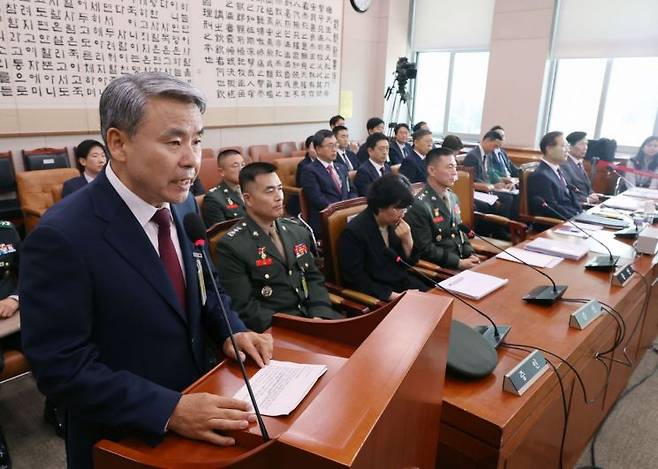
[202,149,246,227]
[405,148,480,270]
[215,163,341,332]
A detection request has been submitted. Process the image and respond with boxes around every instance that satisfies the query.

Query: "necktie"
[340,151,353,171]
[556,168,568,190]
[577,162,587,179]
[327,164,342,192]
[267,224,286,259]
[379,167,385,177]
[151,208,186,311]
[442,193,451,213]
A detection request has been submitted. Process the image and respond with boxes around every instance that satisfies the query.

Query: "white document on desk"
[438,270,508,300]
[524,237,589,260]
[496,247,563,268]
[602,196,641,211]
[232,360,328,416]
[474,191,498,206]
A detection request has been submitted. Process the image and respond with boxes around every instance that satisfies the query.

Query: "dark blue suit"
[19,170,246,468]
[528,160,582,220]
[399,151,427,183]
[299,159,356,235]
[61,175,88,198]
[335,149,360,172]
[354,160,391,196]
[388,140,412,165]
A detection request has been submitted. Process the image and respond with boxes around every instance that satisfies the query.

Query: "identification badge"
[195,258,207,306]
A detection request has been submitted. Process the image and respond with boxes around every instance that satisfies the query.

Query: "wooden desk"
[436,216,657,468]
[94,292,453,468]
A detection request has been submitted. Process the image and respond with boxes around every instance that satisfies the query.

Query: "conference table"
[436,195,658,468]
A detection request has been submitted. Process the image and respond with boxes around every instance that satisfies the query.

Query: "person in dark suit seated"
[19,72,273,468]
[295,134,317,187]
[355,117,386,163]
[300,129,357,235]
[626,136,658,189]
[441,134,463,153]
[405,148,480,270]
[329,114,345,129]
[561,131,599,206]
[399,128,433,183]
[528,131,582,220]
[339,175,428,301]
[389,123,413,165]
[489,126,519,179]
[215,163,341,332]
[62,139,107,197]
[202,149,246,227]
[354,133,392,196]
[333,125,360,175]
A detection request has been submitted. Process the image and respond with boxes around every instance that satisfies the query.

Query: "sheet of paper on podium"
[233,360,328,416]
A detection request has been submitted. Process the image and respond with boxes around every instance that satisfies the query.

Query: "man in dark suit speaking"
[19,72,273,468]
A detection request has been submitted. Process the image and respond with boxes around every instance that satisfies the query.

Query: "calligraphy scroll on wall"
[0,0,343,135]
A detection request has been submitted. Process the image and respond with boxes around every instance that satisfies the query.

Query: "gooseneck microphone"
[387,249,504,379]
[457,223,567,305]
[183,213,270,441]
[533,196,619,271]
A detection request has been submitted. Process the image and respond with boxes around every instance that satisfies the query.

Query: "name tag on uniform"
[226,203,239,209]
[256,258,273,267]
[433,216,444,223]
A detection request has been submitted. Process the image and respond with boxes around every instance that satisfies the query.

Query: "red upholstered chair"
[276,141,298,155]
[248,145,270,162]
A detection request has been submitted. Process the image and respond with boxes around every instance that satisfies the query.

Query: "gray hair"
[99,72,207,145]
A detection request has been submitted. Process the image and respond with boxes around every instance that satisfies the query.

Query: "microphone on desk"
[183,213,270,442]
[606,163,636,194]
[386,248,504,379]
[533,196,619,272]
[457,223,567,305]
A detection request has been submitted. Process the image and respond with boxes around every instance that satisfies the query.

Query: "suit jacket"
[202,181,246,227]
[299,159,356,235]
[388,140,412,165]
[528,160,582,220]
[560,157,592,206]
[338,208,424,300]
[354,160,392,196]
[19,170,246,468]
[335,149,360,172]
[463,146,498,184]
[62,175,88,198]
[399,150,427,183]
[493,148,519,178]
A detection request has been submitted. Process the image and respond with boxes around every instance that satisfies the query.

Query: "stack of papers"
[496,247,563,268]
[602,196,642,211]
[438,270,508,300]
[574,213,629,229]
[474,191,498,206]
[624,187,658,200]
[233,360,328,416]
[524,237,589,260]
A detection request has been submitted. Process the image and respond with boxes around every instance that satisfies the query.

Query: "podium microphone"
[386,249,506,379]
[533,196,619,271]
[183,213,270,441]
[457,224,567,305]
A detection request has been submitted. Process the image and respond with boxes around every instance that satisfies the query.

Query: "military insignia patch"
[256,258,273,267]
[257,246,267,259]
[433,216,444,223]
[293,243,308,258]
[261,286,273,297]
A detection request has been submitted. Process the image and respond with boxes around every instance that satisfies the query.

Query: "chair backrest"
[452,168,474,228]
[518,162,540,221]
[207,218,242,265]
[0,151,16,193]
[197,157,222,192]
[16,168,80,211]
[276,141,298,155]
[248,145,270,162]
[22,147,70,171]
[51,183,64,204]
[503,147,542,167]
[290,150,307,158]
[258,151,287,165]
[299,140,307,150]
[320,198,367,285]
[273,157,304,187]
[201,148,217,160]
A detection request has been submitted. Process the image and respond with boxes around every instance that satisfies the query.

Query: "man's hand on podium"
[168,393,257,446]
[223,331,273,368]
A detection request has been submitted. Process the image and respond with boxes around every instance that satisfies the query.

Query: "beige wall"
[1,0,407,171]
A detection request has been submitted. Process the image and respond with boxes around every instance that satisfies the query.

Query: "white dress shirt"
[106,163,185,277]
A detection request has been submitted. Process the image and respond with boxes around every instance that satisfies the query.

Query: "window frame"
[411,49,490,142]
[545,57,658,153]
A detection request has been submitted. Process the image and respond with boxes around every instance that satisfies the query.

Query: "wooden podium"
[94,292,453,468]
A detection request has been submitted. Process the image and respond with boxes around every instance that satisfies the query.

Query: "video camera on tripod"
[385,57,418,135]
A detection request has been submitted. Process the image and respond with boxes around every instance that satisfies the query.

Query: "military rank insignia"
[226,197,239,209]
[293,243,308,258]
[0,244,15,255]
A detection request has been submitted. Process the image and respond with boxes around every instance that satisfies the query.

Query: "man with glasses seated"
[300,129,357,236]
[202,149,247,227]
[353,133,392,196]
[405,147,480,270]
[339,175,428,301]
